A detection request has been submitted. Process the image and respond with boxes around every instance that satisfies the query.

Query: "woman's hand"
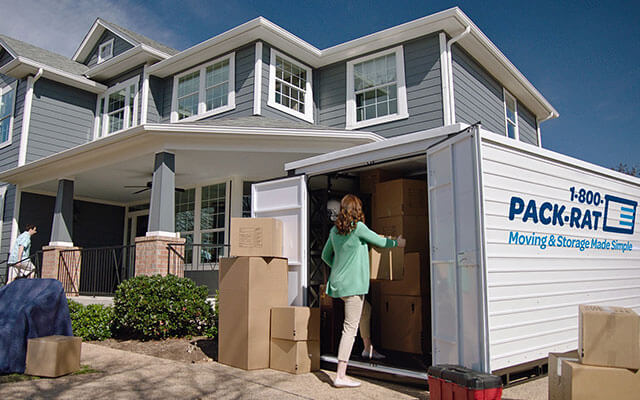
[396,235,406,248]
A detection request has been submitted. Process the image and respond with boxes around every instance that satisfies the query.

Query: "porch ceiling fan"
[124,181,186,195]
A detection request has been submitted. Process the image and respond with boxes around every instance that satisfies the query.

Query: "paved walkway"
[0,343,547,399]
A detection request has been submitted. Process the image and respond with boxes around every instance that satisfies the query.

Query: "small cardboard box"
[271,307,320,341]
[230,218,283,257]
[372,215,428,253]
[369,246,404,280]
[374,179,427,218]
[25,335,82,377]
[380,295,422,354]
[218,256,288,370]
[579,304,640,369]
[270,339,320,374]
[379,252,425,296]
[359,169,399,194]
[558,358,640,399]
[548,352,579,400]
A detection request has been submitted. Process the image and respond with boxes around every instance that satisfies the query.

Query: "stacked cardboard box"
[218,218,288,370]
[270,307,321,374]
[370,178,429,354]
[549,305,640,399]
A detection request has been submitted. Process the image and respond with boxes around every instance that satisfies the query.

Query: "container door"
[252,175,308,306]
[426,129,488,372]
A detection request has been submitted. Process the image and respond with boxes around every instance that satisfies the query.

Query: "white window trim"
[93,75,139,139]
[97,39,114,64]
[267,48,314,123]
[503,88,519,140]
[0,81,17,150]
[0,185,6,250]
[170,53,236,123]
[345,45,409,130]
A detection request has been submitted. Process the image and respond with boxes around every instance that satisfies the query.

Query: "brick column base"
[134,235,186,277]
[42,246,82,296]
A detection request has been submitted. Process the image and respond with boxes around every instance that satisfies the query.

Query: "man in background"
[6,224,38,284]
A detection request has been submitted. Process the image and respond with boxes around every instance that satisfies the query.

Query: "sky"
[0,0,638,170]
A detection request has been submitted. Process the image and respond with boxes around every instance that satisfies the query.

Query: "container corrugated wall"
[479,132,640,371]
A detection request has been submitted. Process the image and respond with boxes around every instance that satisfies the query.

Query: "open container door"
[426,127,489,372]
[252,175,308,306]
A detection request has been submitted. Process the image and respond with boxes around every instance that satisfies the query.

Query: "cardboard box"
[548,352,579,400]
[369,246,404,280]
[24,335,82,377]
[380,295,422,354]
[359,169,398,194]
[218,256,288,370]
[270,339,320,374]
[374,179,427,218]
[372,215,428,253]
[271,307,320,341]
[556,357,640,399]
[379,252,424,296]
[230,218,283,257]
[579,304,640,369]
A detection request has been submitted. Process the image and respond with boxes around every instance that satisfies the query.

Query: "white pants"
[7,260,36,284]
[337,295,373,362]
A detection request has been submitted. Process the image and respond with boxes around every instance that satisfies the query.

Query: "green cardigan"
[322,221,397,298]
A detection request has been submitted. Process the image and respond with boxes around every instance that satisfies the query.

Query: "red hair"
[335,194,365,234]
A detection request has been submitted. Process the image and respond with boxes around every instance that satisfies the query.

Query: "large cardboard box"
[372,215,428,253]
[369,246,404,280]
[380,295,422,354]
[230,218,283,257]
[548,352,579,400]
[578,304,640,369]
[218,256,288,370]
[379,252,424,296]
[374,179,427,218]
[556,357,640,399]
[270,339,320,374]
[359,169,399,194]
[271,307,320,341]
[24,335,82,377]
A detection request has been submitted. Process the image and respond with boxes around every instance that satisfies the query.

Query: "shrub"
[68,300,113,341]
[112,274,216,340]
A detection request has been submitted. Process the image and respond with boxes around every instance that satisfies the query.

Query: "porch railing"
[59,244,136,296]
[167,243,228,272]
[1,251,44,285]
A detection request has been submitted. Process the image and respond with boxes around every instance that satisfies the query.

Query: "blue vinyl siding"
[1,184,15,261]
[27,78,95,162]
[518,104,538,145]
[451,44,505,135]
[147,75,165,123]
[0,49,13,68]
[317,34,443,137]
[85,30,134,67]
[0,74,24,173]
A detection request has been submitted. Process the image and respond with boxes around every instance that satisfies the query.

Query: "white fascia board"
[479,128,640,186]
[0,57,106,93]
[85,44,169,79]
[285,123,469,175]
[73,19,139,62]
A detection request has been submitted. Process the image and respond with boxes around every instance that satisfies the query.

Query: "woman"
[321,194,405,388]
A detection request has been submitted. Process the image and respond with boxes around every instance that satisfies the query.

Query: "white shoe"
[361,346,386,360]
[333,377,361,388]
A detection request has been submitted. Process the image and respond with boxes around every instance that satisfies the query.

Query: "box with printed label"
[25,335,82,377]
[579,304,640,369]
[374,179,427,218]
[270,339,320,374]
[230,218,283,257]
[271,307,320,341]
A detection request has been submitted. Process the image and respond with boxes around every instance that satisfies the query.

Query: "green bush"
[68,300,113,341]
[112,274,216,340]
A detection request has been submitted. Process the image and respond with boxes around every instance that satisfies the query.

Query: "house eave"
[85,44,170,79]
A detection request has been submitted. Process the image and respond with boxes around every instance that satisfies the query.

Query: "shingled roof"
[0,34,88,75]
[100,19,180,56]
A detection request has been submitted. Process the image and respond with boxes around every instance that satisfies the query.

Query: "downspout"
[18,67,44,166]
[536,111,554,147]
[446,26,471,124]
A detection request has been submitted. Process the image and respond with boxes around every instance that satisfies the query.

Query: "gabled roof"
[73,18,178,63]
[0,34,88,75]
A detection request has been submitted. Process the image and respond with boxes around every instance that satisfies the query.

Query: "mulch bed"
[90,337,218,364]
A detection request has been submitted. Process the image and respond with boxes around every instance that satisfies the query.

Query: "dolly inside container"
[428,365,503,400]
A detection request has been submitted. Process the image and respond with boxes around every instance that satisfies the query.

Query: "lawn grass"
[0,365,98,384]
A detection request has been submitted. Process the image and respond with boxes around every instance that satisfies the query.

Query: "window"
[171,54,235,122]
[0,82,16,148]
[98,39,114,64]
[200,183,226,264]
[95,76,139,138]
[504,89,518,139]
[267,49,313,122]
[242,181,255,218]
[346,46,408,129]
[175,188,196,264]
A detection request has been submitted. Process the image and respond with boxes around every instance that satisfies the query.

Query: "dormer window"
[267,49,313,123]
[98,39,114,64]
[94,76,139,138]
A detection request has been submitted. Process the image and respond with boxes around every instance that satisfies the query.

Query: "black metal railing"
[167,243,228,273]
[59,244,136,296]
[2,251,44,285]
